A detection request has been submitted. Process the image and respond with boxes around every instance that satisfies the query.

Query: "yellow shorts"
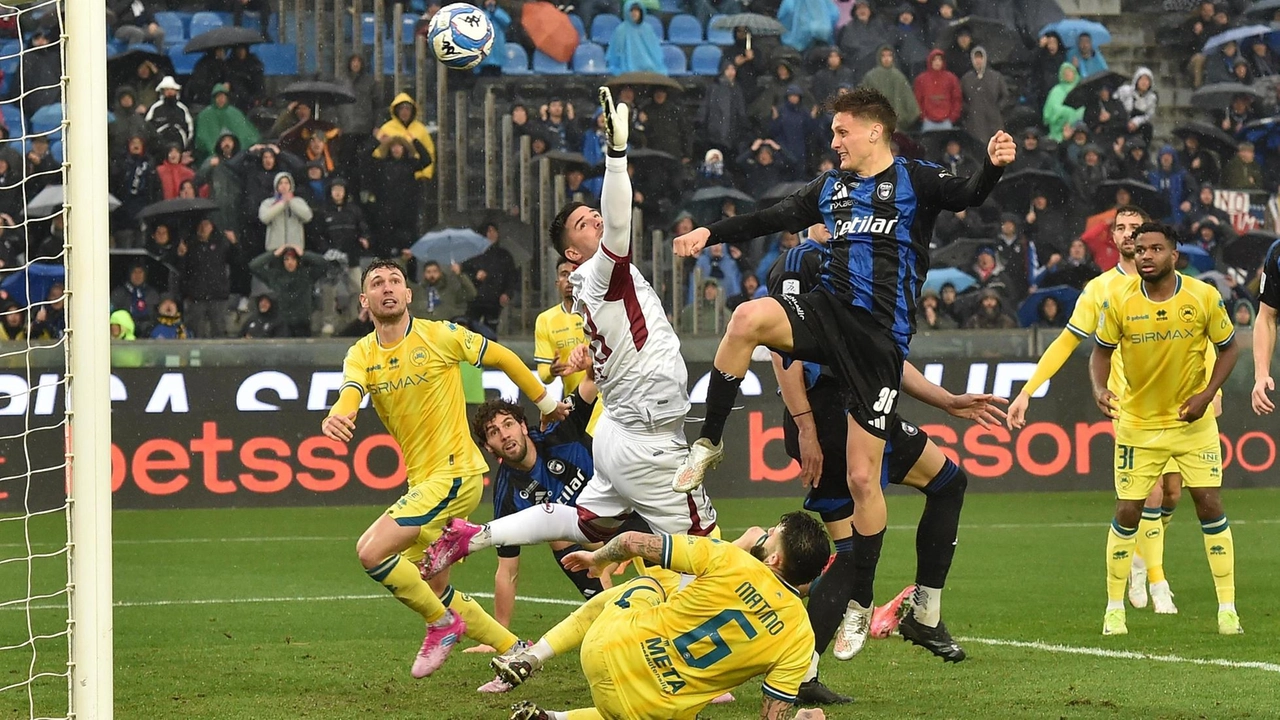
[580,577,674,720]
[1114,424,1222,502]
[386,474,482,564]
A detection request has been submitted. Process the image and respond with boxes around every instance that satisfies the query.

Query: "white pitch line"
[1,591,583,612]
[956,636,1280,674]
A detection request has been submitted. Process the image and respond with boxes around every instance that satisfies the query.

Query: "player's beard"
[368,300,407,324]
[1139,262,1173,283]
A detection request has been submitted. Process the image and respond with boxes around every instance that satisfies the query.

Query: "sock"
[1200,515,1235,605]
[911,585,943,628]
[543,583,624,656]
[487,503,590,549]
[850,528,886,609]
[1160,505,1176,529]
[441,584,519,654]
[554,544,606,599]
[803,651,820,683]
[1136,507,1166,584]
[529,638,557,664]
[916,463,966,592]
[1105,521,1138,603]
[699,368,742,444]
[1219,602,1236,613]
[366,555,447,623]
[807,543,856,654]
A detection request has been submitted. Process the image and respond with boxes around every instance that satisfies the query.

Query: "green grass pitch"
[3,490,1279,719]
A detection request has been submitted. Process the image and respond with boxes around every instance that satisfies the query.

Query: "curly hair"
[471,398,526,446]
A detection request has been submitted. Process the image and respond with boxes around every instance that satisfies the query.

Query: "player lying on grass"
[321,259,569,679]
[1090,223,1241,637]
[503,514,831,720]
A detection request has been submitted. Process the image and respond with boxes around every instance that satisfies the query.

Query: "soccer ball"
[427,3,495,71]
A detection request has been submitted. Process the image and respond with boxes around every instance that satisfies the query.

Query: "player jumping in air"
[320,260,568,678]
[1090,223,1240,636]
[671,86,1015,627]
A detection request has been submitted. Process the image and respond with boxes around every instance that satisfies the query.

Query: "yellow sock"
[366,555,446,623]
[1137,507,1166,584]
[440,585,519,653]
[1106,521,1138,603]
[544,583,626,655]
[1201,517,1235,605]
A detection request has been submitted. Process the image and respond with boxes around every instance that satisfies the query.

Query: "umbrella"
[687,186,756,224]
[1095,179,1170,218]
[990,169,1070,209]
[937,17,1022,66]
[1222,229,1279,271]
[436,210,534,265]
[106,44,174,90]
[629,148,678,163]
[27,185,121,218]
[534,150,591,168]
[922,267,978,294]
[919,127,985,163]
[1201,25,1273,55]
[709,13,787,53]
[1039,19,1111,47]
[1017,285,1081,327]
[1,263,63,308]
[135,197,220,221]
[1173,121,1241,158]
[1239,115,1280,152]
[1063,70,1127,108]
[110,249,178,296]
[760,181,807,205]
[521,1,578,63]
[184,26,267,54]
[1176,243,1216,274]
[409,228,489,265]
[1191,82,1264,110]
[1247,0,1280,18]
[929,238,992,269]
[280,81,356,109]
[606,71,684,91]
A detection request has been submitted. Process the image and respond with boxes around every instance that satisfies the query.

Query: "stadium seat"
[532,49,570,75]
[645,14,664,40]
[1,103,23,135]
[402,14,420,43]
[662,44,687,76]
[361,13,378,44]
[380,42,407,74]
[154,12,187,42]
[49,140,62,163]
[256,43,299,75]
[502,44,531,75]
[169,48,200,75]
[659,0,684,12]
[572,42,607,74]
[30,104,61,135]
[690,43,721,75]
[590,15,620,44]
[239,11,263,33]
[667,14,702,45]
[705,15,733,45]
[568,14,586,41]
[189,11,225,38]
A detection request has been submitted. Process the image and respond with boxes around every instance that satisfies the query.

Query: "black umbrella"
[991,169,1070,209]
[629,147,678,163]
[280,81,357,109]
[1173,121,1241,158]
[1191,82,1264,110]
[760,181,807,205]
[136,197,220,221]
[184,26,267,54]
[534,150,591,168]
[1095,179,1170,218]
[687,186,757,224]
[1223,229,1279,271]
[110,249,179,296]
[930,238,993,269]
[936,17,1021,65]
[919,128,985,163]
[606,72,683,92]
[709,13,786,35]
[689,186,755,205]
[1063,70,1127,108]
[107,45,174,90]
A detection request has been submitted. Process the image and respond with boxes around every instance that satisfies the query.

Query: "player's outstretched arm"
[480,339,569,420]
[924,130,1015,213]
[674,181,822,257]
[1007,328,1085,428]
[598,87,633,260]
[1253,302,1277,415]
[901,361,1007,428]
[560,531,664,577]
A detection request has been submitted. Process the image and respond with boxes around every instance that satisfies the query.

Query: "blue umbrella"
[1,263,64,308]
[1039,19,1111,47]
[922,267,977,294]
[1240,115,1280,152]
[409,228,489,265]
[1017,285,1081,327]
[1201,25,1273,54]
[1177,243,1216,274]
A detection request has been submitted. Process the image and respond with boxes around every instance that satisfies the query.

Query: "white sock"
[548,712,570,720]
[1107,599,1125,611]
[911,585,943,628]
[1219,602,1236,613]
[1131,554,1146,572]
[487,503,590,549]
[803,651,819,683]
[529,638,556,665]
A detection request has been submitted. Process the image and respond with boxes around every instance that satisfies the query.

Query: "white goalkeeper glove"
[598,86,629,152]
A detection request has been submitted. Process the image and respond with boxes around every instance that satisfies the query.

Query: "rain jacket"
[605,1,666,75]
[1148,146,1190,224]
[860,46,920,127]
[258,172,314,252]
[373,93,437,180]
[109,309,136,341]
[475,1,511,74]
[913,49,962,124]
[1042,62,1084,142]
[1115,67,1156,131]
[778,0,837,52]
[195,84,259,161]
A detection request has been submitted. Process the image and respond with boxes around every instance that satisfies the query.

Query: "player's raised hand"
[321,410,357,443]
[567,343,594,374]
[947,392,1009,428]
[1179,390,1213,423]
[598,86,629,151]
[560,549,604,577]
[987,130,1016,167]
[1006,392,1030,430]
[540,400,572,429]
[673,227,710,257]
[1094,389,1119,420]
[1252,376,1275,415]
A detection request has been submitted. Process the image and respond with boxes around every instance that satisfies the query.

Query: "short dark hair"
[775,511,830,586]
[1133,221,1179,245]
[556,258,577,273]
[360,259,407,291]
[827,86,897,137]
[477,221,499,236]
[471,399,525,445]
[549,201,589,259]
[423,260,440,270]
[1113,204,1150,226]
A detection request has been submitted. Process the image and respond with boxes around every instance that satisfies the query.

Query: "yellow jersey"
[1066,266,1135,398]
[609,535,813,714]
[534,302,587,394]
[1094,274,1234,431]
[339,318,490,486]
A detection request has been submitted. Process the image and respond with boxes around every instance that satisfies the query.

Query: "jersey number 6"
[673,609,757,669]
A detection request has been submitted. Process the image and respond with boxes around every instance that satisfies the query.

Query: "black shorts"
[783,377,929,523]
[776,291,905,440]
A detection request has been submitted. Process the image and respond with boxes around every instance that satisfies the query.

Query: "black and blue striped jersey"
[709,156,1004,356]
[1261,238,1280,311]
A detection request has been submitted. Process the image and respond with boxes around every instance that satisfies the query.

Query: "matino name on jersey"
[834,216,898,237]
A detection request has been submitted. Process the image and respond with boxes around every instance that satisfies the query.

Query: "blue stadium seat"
[502,44,531,75]
[705,15,732,45]
[189,11,226,38]
[590,15,620,44]
[667,14,701,45]
[659,0,684,12]
[380,42,407,74]
[568,14,586,41]
[361,13,379,44]
[154,12,187,42]
[532,49,570,75]
[402,14,420,43]
[0,39,20,87]
[169,48,200,75]
[1,103,23,135]
[239,11,262,33]
[49,139,62,164]
[30,104,61,135]
[662,44,687,76]
[690,43,721,75]
[572,42,607,74]
[255,43,299,75]
[645,14,664,40]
